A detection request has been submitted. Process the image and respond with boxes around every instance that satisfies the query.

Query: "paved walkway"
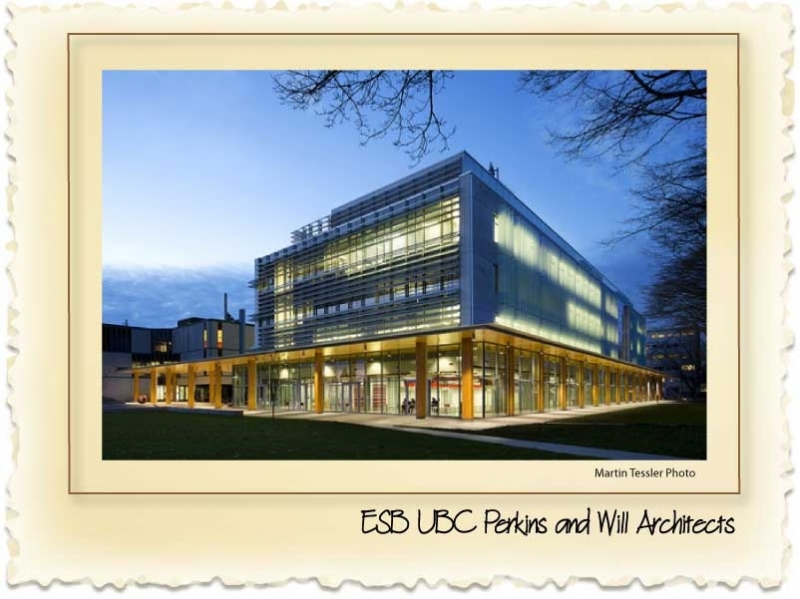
[248,402,685,460]
[246,400,675,429]
[109,402,244,416]
[390,426,683,460]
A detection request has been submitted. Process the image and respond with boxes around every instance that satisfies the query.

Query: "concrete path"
[248,403,687,460]
[245,401,679,431]
[109,402,244,416]
[392,426,685,460]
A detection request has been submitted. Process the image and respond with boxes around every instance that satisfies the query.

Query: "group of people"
[401,398,416,414]
[401,397,440,415]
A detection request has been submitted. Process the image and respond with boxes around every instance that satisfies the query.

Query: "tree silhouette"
[273,70,454,164]
[520,70,707,332]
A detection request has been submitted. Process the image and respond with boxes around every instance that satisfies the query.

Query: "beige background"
[6,2,790,587]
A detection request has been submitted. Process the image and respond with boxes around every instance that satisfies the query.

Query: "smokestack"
[239,309,246,354]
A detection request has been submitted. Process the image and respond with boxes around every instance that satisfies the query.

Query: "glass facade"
[253,362,315,411]
[493,206,634,360]
[583,366,593,407]
[136,331,662,419]
[472,342,509,418]
[427,344,461,417]
[566,363,579,408]
[543,357,560,411]
[254,195,461,350]
[514,349,536,414]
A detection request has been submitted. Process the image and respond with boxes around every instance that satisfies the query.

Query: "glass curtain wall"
[609,371,617,404]
[493,207,619,358]
[399,351,417,415]
[320,350,421,415]
[598,368,606,405]
[256,195,461,350]
[256,361,314,411]
[583,365,593,407]
[543,357,560,411]
[472,342,509,418]
[515,349,536,414]
[621,373,629,403]
[426,344,461,417]
[566,363,579,408]
[232,364,248,408]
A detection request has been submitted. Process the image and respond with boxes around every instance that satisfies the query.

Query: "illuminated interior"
[131,152,660,419]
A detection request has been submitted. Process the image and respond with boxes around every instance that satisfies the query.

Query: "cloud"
[103,265,253,328]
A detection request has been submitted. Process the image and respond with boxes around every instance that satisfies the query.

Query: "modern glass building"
[131,152,661,419]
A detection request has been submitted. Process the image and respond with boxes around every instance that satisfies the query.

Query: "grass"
[103,411,581,460]
[468,403,707,459]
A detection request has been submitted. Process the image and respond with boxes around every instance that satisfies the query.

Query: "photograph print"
[101,69,707,461]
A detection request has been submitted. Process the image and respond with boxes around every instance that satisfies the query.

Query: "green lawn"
[103,411,580,460]
[470,403,707,459]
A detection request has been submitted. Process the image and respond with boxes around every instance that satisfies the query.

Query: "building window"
[493,213,499,243]
[217,324,223,349]
[493,263,499,293]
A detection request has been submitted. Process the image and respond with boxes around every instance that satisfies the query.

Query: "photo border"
[70,32,738,494]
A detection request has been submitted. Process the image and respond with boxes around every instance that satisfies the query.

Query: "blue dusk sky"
[103,70,662,328]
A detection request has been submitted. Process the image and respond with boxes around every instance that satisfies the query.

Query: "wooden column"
[506,347,515,416]
[415,340,427,420]
[630,372,636,403]
[132,372,140,403]
[165,371,175,405]
[247,358,257,411]
[461,337,474,420]
[149,369,158,404]
[592,365,599,407]
[558,358,567,410]
[213,363,223,409]
[187,366,196,409]
[314,351,324,414]
[536,352,544,412]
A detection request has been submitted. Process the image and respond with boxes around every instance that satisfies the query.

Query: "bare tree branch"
[521,70,707,331]
[519,70,706,165]
[272,70,455,164]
